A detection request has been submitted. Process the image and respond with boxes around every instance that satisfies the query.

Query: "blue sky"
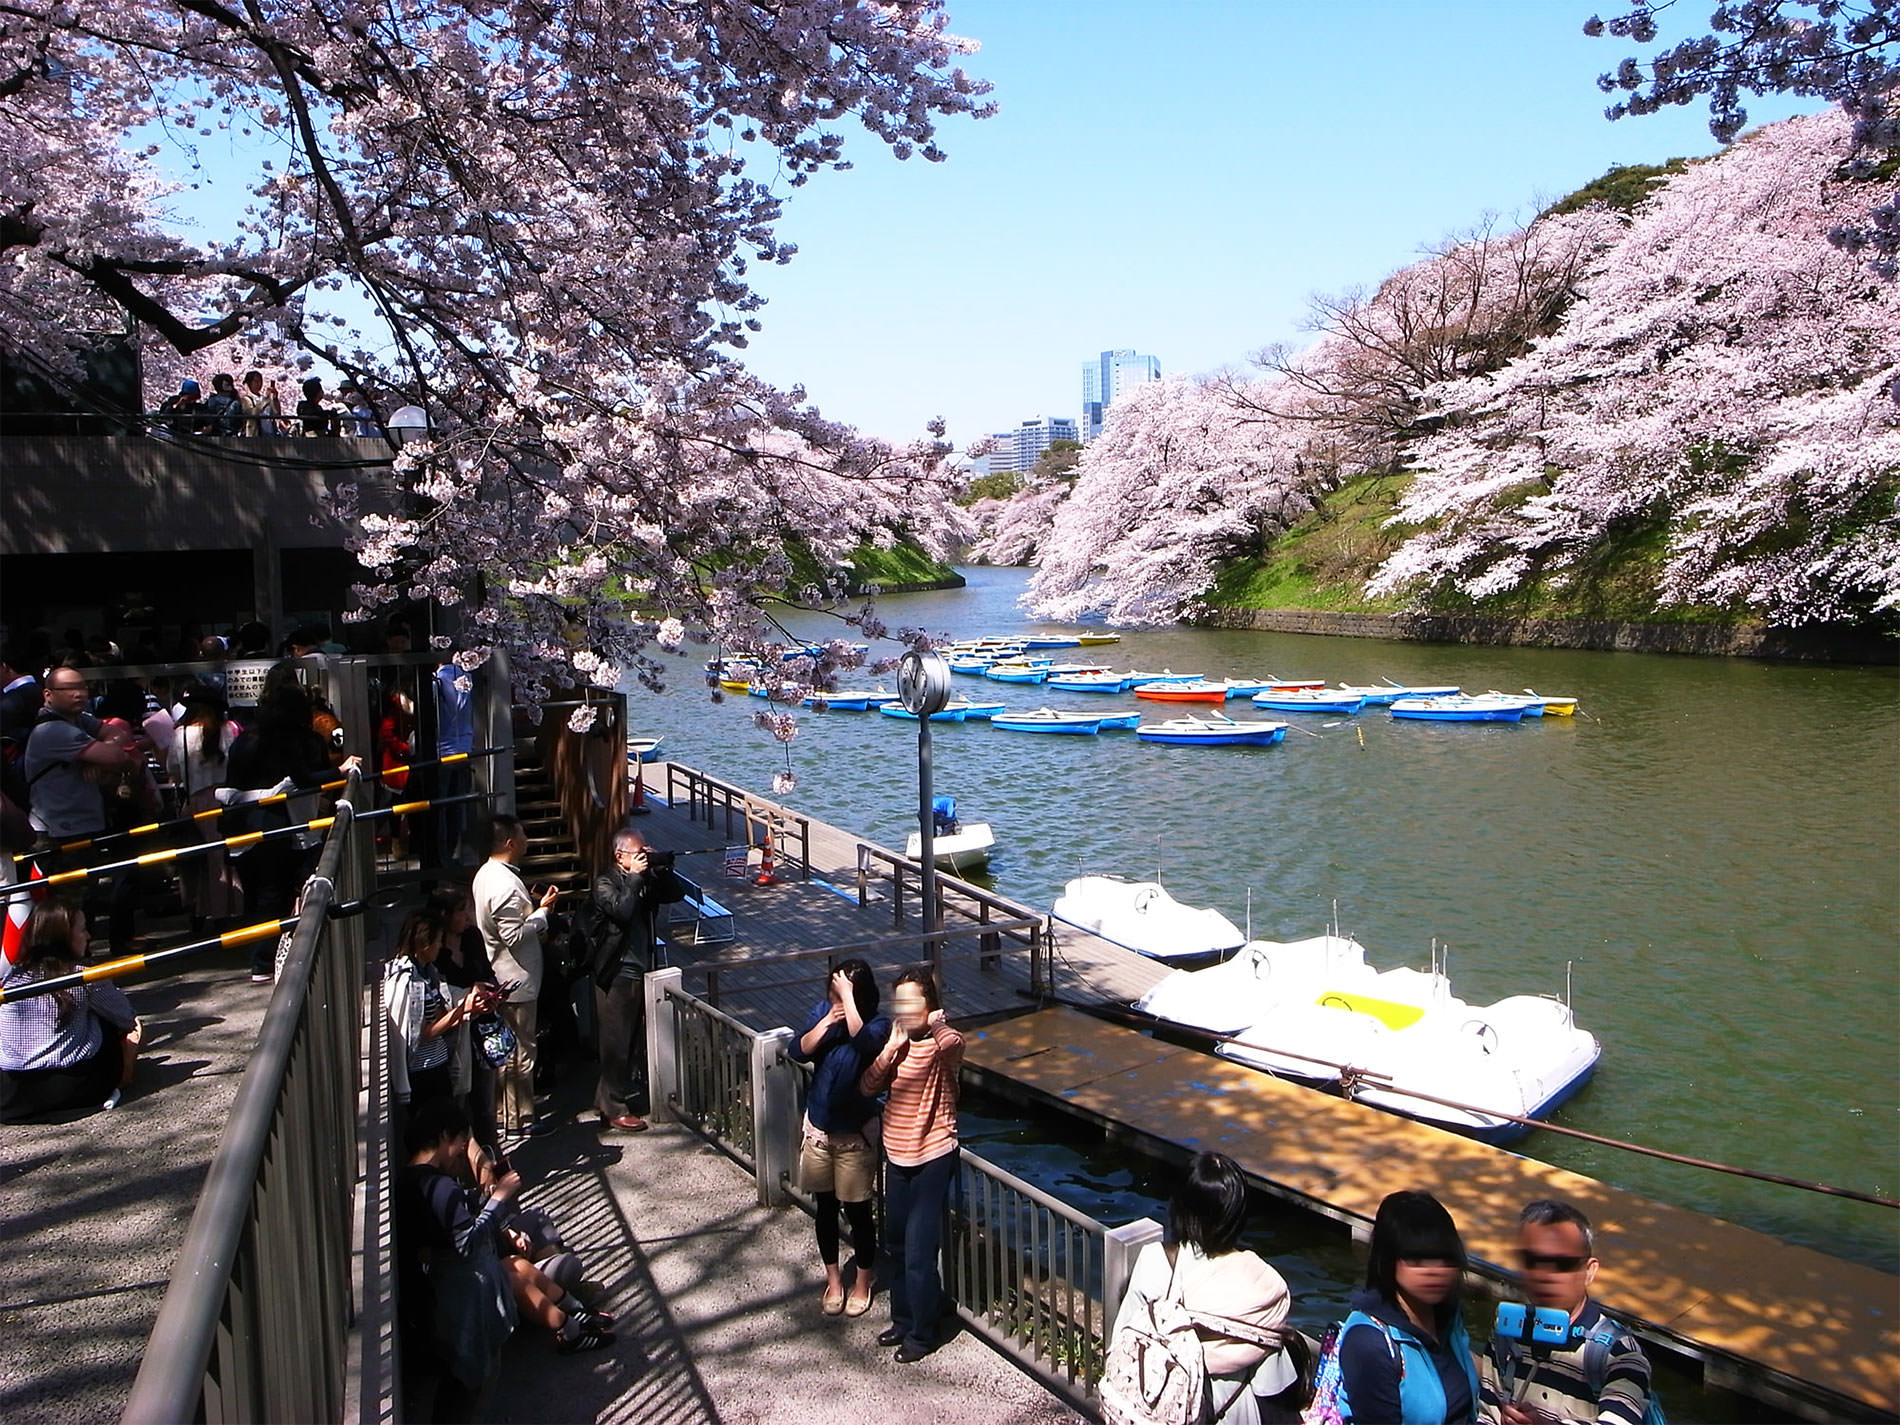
[735,1,1823,450]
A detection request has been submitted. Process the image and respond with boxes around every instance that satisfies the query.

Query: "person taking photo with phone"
[473,814,559,1141]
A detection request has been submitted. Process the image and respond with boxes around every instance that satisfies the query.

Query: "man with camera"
[1480,1199,1656,1425]
[587,828,682,1134]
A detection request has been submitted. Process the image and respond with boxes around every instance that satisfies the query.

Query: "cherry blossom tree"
[1371,110,1900,622]
[1587,0,1900,274]
[0,1,991,699]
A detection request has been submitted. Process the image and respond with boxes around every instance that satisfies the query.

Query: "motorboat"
[1134,680,1230,703]
[904,795,995,874]
[1336,683,1461,706]
[1134,935,1600,1145]
[1053,875,1246,964]
[1047,672,1134,693]
[1251,689,1367,714]
[984,661,1052,684]
[1136,714,1287,747]
[990,708,1103,734]
[804,689,898,711]
[879,702,968,723]
[1390,695,1527,723]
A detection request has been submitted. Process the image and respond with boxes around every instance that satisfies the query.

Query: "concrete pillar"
[1103,1217,1164,1326]
[750,1026,799,1207]
[644,968,682,1125]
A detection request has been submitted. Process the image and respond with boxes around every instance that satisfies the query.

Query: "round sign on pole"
[898,650,952,717]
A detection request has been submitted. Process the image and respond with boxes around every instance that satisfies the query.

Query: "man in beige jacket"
[472,814,558,1137]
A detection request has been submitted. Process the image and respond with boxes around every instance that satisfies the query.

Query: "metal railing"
[948,1153,1158,1405]
[690,918,1048,1008]
[663,980,761,1168]
[663,763,813,880]
[856,841,1048,983]
[122,778,374,1425]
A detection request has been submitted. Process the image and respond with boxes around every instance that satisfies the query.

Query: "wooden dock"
[964,1008,1899,1420]
[628,761,1897,1420]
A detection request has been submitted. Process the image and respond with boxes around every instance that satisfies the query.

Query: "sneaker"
[249,974,273,984]
[101,1089,122,1111]
[556,1321,614,1354]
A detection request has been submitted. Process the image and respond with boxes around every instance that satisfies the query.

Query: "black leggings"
[814,1191,877,1269]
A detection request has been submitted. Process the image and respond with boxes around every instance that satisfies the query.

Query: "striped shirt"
[1479,1300,1653,1425]
[860,1018,963,1167]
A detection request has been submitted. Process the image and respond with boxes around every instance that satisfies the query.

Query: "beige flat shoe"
[843,1288,873,1317]
[822,1286,846,1316]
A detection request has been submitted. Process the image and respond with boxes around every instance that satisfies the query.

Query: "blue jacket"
[790,999,889,1134]
[1338,1287,1479,1424]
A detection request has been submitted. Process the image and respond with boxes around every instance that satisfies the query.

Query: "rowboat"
[983,661,1052,684]
[1133,680,1229,703]
[1337,683,1460,706]
[625,735,663,764]
[1096,712,1142,730]
[1046,672,1133,693]
[904,795,995,874]
[1263,675,1326,691]
[803,689,898,711]
[1075,633,1122,646]
[948,698,1007,719]
[1485,691,1548,717]
[1389,695,1526,722]
[1136,714,1288,747]
[1220,678,1276,698]
[1022,636,1082,649]
[1136,935,1600,1145]
[1251,690,1367,714]
[1053,875,1246,964]
[1524,688,1578,715]
[947,656,996,675]
[879,702,968,723]
[1123,669,1202,685]
[1041,662,1113,677]
[990,708,1104,734]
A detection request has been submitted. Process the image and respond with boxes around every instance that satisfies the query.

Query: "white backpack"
[1100,1251,1208,1425]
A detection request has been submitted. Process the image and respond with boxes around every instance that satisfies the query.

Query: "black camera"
[645,848,677,873]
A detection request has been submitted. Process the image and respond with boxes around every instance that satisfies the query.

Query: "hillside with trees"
[973,109,1898,632]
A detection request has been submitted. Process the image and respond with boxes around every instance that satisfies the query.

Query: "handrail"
[663,981,759,1040]
[961,1144,1109,1234]
[694,918,1044,1006]
[664,763,812,880]
[122,776,367,1424]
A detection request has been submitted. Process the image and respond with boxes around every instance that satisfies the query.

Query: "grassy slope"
[1208,471,1737,624]
[784,536,962,592]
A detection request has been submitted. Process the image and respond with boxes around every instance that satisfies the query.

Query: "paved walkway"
[0,943,271,1425]
[479,1083,1077,1425]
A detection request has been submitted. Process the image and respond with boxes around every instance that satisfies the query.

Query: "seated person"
[0,902,142,1122]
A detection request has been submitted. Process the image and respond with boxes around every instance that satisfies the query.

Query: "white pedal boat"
[1134,934,1600,1144]
[1052,876,1246,964]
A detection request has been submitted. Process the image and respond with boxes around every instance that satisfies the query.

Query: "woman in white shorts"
[790,959,889,1316]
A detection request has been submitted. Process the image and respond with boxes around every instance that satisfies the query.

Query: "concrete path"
[0,944,270,1425]
[482,1103,1078,1425]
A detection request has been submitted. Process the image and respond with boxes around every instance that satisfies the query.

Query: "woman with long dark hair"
[790,958,889,1317]
[1110,1152,1297,1423]
[168,682,241,927]
[426,884,505,1170]
[0,903,142,1121]
[861,966,962,1363]
[1337,1189,1479,1424]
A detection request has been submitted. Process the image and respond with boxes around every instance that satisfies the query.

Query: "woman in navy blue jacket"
[1338,1190,1480,1423]
[790,958,889,1316]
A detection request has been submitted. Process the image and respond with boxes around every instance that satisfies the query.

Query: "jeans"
[884,1148,957,1351]
[593,972,648,1118]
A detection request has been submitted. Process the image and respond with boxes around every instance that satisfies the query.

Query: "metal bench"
[661,872,735,947]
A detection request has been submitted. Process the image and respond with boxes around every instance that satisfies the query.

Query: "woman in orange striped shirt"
[859,967,962,1363]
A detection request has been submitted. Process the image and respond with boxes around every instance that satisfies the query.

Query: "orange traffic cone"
[630,756,651,816]
[755,833,778,886]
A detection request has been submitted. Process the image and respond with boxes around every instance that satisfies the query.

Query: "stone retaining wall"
[1196,607,1898,664]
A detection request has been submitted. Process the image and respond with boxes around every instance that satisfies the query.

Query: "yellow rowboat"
[1525,688,1578,715]
[1075,633,1122,646]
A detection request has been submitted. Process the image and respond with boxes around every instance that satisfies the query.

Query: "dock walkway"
[964,1007,1899,1420]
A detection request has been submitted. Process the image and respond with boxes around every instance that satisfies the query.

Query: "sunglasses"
[1518,1251,1589,1273]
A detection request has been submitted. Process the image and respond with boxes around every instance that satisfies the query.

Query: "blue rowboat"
[879,703,969,723]
[984,662,1050,684]
[1389,695,1525,722]
[1124,669,1203,684]
[1377,681,1462,700]
[947,656,995,675]
[803,689,897,711]
[1137,714,1288,747]
[1485,691,1548,717]
[1022,636,1082,649]
[1220,678,1276,698]
[991,708,1102,734]
[1096,712,1141,730]
[1047,673,1132,693]
[1251,690,1367,714]
[949,699,1007,719]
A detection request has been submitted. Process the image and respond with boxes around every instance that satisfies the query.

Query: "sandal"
[822,1285,846,1316]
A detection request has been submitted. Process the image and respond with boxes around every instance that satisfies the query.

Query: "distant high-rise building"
[1081,348,1161,441]
[973,416,1078,476]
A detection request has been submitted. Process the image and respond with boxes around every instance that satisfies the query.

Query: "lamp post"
[897,649,953,968]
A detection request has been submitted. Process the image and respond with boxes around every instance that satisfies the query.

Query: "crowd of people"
[155,371,382,438]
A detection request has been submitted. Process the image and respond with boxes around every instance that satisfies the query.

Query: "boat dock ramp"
[640,761,1897,1421]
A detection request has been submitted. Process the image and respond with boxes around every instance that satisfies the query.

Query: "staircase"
[512,745,590,901]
